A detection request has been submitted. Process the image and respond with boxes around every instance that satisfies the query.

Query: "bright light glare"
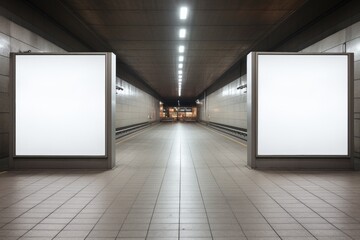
[179,45,185,53]
[178,63,183,69]
[179,56,184,62]
[15,55,106,156]
[180,7,188,20]
[179,28,186,38]
[257,54,348,155]
[178,70,183,74]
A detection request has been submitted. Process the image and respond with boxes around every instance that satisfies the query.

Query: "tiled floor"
[0,123,360,240]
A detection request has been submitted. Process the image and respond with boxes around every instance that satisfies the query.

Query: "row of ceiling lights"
[177,6,188,97]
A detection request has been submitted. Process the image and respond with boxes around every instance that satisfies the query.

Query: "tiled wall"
[300,21,360,165]
[0,16,65,169]
[115,78,160,128]
[199,75,247,129]
[200,20,360,167]
[0,15,160,169]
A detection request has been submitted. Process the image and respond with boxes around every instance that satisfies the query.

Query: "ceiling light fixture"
[179,45,184,53]
[180,7,188,20]
[179,56,184,62]
[178,70,183,74]
[178,63,183,69]
[179,28,186,38]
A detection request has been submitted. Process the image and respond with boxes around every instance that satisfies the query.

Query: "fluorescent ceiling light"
[180,7,188,20]
[179,45,185,53]
[179,56,184,62]
[179,28,186,38]
[178,70,183,74]
[178,63,183,69]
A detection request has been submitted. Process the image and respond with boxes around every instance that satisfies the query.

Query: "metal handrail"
[116,122,153,138]
[200,121,247,140]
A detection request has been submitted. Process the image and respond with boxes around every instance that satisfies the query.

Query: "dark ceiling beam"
[255,0,359,52]
[29,0,162,100]
[274,0,360,51]
[0,0,161,101]
[27,0,112,51]
[0,0,89,51]
[197,0,360,100]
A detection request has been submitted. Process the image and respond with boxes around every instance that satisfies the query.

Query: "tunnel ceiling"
[23,0,312,98]
[30,0,308,99]
[60,0,308,99]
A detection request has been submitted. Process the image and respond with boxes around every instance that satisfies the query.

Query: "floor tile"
[0,124,359,240]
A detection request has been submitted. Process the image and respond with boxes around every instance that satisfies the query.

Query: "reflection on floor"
[0,123,360,240]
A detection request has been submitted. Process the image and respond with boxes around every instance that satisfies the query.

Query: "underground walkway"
[0,123,360,239]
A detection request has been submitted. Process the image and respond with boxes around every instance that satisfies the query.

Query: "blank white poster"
[257,54,348,156]
[15,55,106,156]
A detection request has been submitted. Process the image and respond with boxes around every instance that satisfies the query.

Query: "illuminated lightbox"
[247,52,352,165]
[14,54,108,156]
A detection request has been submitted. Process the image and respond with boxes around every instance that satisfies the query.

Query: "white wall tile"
[301,21,360,158]
[346,37,360,61]
[345,21,360,42]
[0,56,9,75]
[0,15,160,162]
[0,75,9,93]
[10,37,40,53]
[0,133,8,157]
[0,113,9,133]
[0,16,10,35]
[355,61,360,80]
[115,78,159,128]
[324,44,344,53]
[0,32,10,57]
[355,80,360,98]
[0,92,9,112]
[199,76,247,129]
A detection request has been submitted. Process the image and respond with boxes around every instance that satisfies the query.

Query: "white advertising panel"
[257,54,348,156]
[15,55,106,156]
